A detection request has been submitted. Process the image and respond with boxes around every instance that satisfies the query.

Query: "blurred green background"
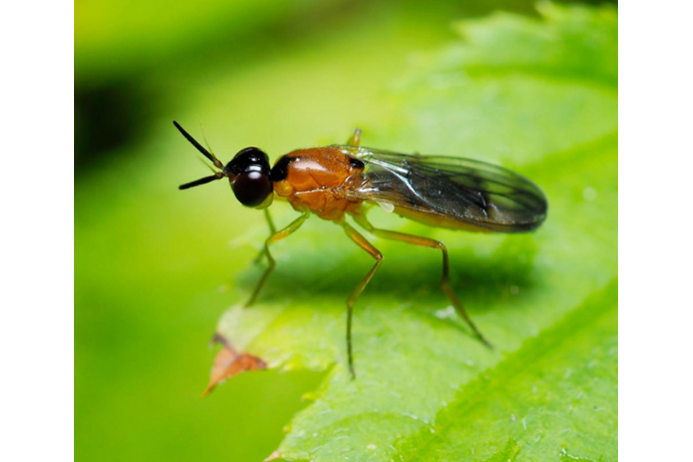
[75,1,616,460]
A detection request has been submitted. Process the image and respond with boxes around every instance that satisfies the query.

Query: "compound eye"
[232,171,273,207]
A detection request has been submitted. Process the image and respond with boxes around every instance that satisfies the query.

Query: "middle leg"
[341,221,383,378]
[246,211,309,306]
[352,213,492,348]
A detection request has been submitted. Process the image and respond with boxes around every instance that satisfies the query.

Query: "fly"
[174,121,548,378]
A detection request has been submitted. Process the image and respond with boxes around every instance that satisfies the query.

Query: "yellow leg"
[352,214,492,348]
[264,208,277,234]
[346,128,362,147]
[342,221,383,378]
[253,208,277,264]
[246,212,310,306]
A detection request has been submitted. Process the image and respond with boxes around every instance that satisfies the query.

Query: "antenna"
[179,172,224,190]
[173,121,224,170]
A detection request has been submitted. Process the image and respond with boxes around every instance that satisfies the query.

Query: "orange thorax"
[272,147,364,221]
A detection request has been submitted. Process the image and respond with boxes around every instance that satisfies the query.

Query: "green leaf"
[212,4,617,461]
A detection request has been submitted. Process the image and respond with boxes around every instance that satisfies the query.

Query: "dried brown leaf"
[203,333,266,396]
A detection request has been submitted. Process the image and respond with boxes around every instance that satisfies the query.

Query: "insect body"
[174,121,548,377]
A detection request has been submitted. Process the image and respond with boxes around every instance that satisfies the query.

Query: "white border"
[0,2,74,461]
[620,1,693,460]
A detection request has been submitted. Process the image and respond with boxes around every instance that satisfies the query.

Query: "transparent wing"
[338,146,548,233]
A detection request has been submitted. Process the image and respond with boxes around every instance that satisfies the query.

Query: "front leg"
[245,212,310,306]
[253,208,277,264]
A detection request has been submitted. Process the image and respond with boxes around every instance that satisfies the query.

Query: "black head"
[223,147,273,207]
[174,121,274,209]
